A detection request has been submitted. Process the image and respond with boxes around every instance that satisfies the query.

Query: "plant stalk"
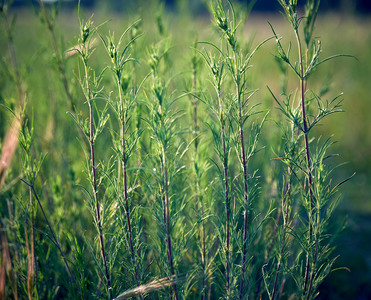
[271,173,291,299]
[192,59,206,300]
[84,61,113,299]
[24,189,35,300]
[218,92,230,297]
[20,180,80,294]
[237,87,250,299]
[222,126,230,298]
[162,149,179,300]
[306,206,321,299]
[295,32,314,297]
[118,82,141,290]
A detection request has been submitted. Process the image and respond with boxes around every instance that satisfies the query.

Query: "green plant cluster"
[0,0,353,299]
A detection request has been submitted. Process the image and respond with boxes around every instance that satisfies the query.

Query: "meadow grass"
[0,0,367,299]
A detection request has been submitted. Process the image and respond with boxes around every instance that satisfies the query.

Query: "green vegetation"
[1,0,369,299]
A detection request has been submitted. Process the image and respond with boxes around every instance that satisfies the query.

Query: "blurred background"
[2,0,370,298]
[8,0,371,14]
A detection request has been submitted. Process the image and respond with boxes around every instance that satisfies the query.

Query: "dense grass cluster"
[0,0,356,299]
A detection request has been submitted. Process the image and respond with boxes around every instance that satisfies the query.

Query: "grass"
[1,0,370,299]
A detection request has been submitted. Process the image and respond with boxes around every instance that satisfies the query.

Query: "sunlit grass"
[1,1,370,299]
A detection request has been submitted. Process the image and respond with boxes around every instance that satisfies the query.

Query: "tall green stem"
[236,81,250,299]
[117,80,141,290]
[295,32,314,297]
[20,180,80,294]
[222,123,230,298]
[162,149,179,300]
[271,170,292,299]
[217,86,230,298]
[84,61,112,299]
[192,61,206,300]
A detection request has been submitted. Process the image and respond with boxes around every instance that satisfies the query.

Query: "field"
[1,0,371,299]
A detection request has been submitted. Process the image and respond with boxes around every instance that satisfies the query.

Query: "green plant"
[19,115,80,297]
[71,9,113,298]
[210,1,271,298]
[143,41,187,299]
[99,21,145,294]
[198,1,270,298]
[0,0,355,299]
[265,0,353,299]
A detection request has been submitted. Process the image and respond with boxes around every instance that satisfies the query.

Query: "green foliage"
[0,0,358,299]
